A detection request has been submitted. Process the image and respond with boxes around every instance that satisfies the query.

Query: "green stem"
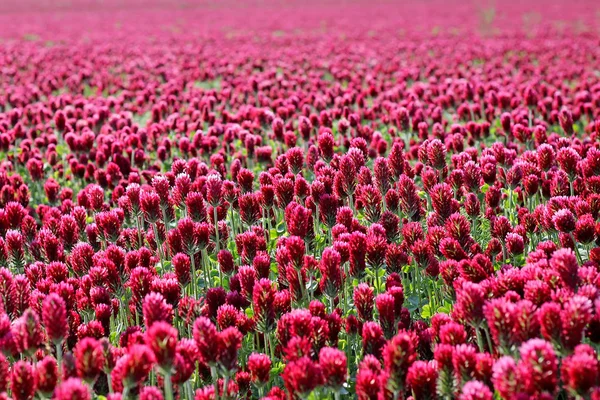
[161,206,171,260]
[218,261,223,287]
[342,264,348,318]
[475,327,485,352]
[214,206,220,253]
[107,372,113,393]
[267,332,274,362]
[136,214,143,248]
[185,381,194,400]
[570,180,574,197]
[315,205,320,238]
[211,366,220,400]
[222,375,229,400]
[508,189,516,224]
[297,268,305,305]
[426,281,434,311]
[483,325,494,355]
[202,249,211,288]
[569,233,583,265]
[56,342,63,380]
[190,252,198,298]
[230,207,237,239]
[164,373,174,400]
[153,223,164,267]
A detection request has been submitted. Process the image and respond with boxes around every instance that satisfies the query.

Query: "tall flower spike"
[319,347,347,390]
[406,361,438,400]
[11,360,37,400]
[35,356,59,395]
[54,378,91,400]
[42,293,69,345]
[282,356,323,398]
[74,337,105,383]
[145,321,178,370]
[248,353,271,385]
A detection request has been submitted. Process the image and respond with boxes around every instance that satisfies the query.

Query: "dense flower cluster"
[0,0,600,399]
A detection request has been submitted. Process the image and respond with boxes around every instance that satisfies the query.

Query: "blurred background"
[0,0,598,43]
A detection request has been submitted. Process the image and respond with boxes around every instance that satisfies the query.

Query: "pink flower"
[282,356,324,397]
[193,317,218,364]
[376,293,396,338]
[561,345,599,396]
[356,355,381,400]
[439,322,467,346]
[0,353,8,392]
[353,284,374,322]
[114,344,156,391]
[382,330,417,392]
[54,378,91,400]
[361,322,386,359]
[142,292,173,327]
[247,353,271,384]
[518,339,558,396]
[492,356,520,399]
[12,308,44,356]
[252,278,275,332]
[216,327,243,371]
[11,360,37,400]
[145,321,178,370]
[406,360,438,400]
[36,356,59,394]
[506,233,525,256]
[319,248,343,298]
[553,208,576,233]
[319,347,347,390]
[42,293,69,345]
[74,337,105,383]
[459,380,493,400]
[561,295,593,349]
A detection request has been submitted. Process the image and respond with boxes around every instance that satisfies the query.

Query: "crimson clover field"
[1,0,600,399]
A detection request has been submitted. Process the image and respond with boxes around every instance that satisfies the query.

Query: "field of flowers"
[0,0,600,399]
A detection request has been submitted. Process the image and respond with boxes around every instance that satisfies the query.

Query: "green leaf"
[421,304,432,319]
[271,362,285,375]
[55,143,68,156]
[437,302,453,314]
[227,240,236,253]
[406,295,420,312]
